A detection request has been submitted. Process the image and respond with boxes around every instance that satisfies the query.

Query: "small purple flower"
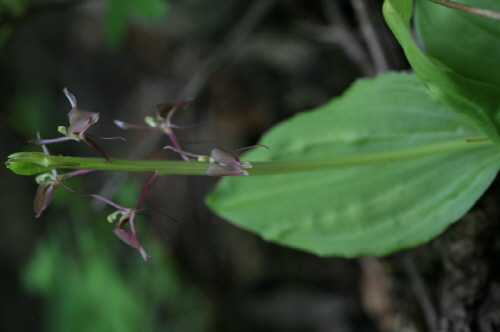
[29,88,125,162]
[114,100,193,161]
[205,148,255,176]
[164,145,268,177]
[34,169,93,218]
[85,171,173,260]
[34,138,92,218]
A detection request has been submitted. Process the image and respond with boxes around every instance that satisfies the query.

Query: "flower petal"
[114,120,156,130]
[67,108,99,135]
[63,88,77,108]
[28,136,78,145]
[34,183,55,218]
[113,227,152,260]
[82,136,110,162]
[205,163,249,177]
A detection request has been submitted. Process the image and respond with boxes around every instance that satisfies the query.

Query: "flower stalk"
[6,137,493,176]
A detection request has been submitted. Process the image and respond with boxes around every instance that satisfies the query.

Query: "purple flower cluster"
[27,89,268,260]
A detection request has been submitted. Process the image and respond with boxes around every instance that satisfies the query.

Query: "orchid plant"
[6,0,500,260]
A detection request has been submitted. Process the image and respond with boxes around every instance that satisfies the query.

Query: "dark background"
[5,1,497,332]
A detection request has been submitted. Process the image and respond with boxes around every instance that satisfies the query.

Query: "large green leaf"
[383,0,500,146]
[415,0,500,87]
[206,72,500,257]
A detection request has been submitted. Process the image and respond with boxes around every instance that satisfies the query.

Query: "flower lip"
[113,227,152,261]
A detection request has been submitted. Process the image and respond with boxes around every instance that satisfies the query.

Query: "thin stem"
[40,156,209,176]
[320,0,375,76]
[135,171,157,209]
[401,254,438,332]
[428,0,500,20]
[10,137,494,176]
[351,0,389,73]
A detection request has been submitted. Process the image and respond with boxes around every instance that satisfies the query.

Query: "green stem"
[7,137,494,176]
[51,156,209,176]
[6,153,208,176]
[249,137,494,175]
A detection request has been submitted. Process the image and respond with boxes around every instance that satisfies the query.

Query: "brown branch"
[428,0,500,20]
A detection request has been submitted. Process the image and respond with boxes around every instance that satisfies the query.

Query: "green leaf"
[383,0,500,146]
[415,0,500,87]
[206,72,500,257]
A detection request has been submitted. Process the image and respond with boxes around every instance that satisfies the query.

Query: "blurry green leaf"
[383,0,500,146]
[114,175,140,207]
[23,226,202,332]
[0,25,13,48]
[24,229,149,332]
[134,0,169,18]
[106,0,129,48]
[0,0,27,17]
[206,72,500,257]
[106,0,169,48]
[415,0,500,87]
[8,88,55,137]
[24,194,209,332]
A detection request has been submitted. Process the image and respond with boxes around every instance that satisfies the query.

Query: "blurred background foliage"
[0,0,409,331]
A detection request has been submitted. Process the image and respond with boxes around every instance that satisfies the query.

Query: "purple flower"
[34,139,92,218]
[114,100,193,160]
[34,169,93,218]
[85,171,173,260]
[29,88,125,162]
[164,145,268,177]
